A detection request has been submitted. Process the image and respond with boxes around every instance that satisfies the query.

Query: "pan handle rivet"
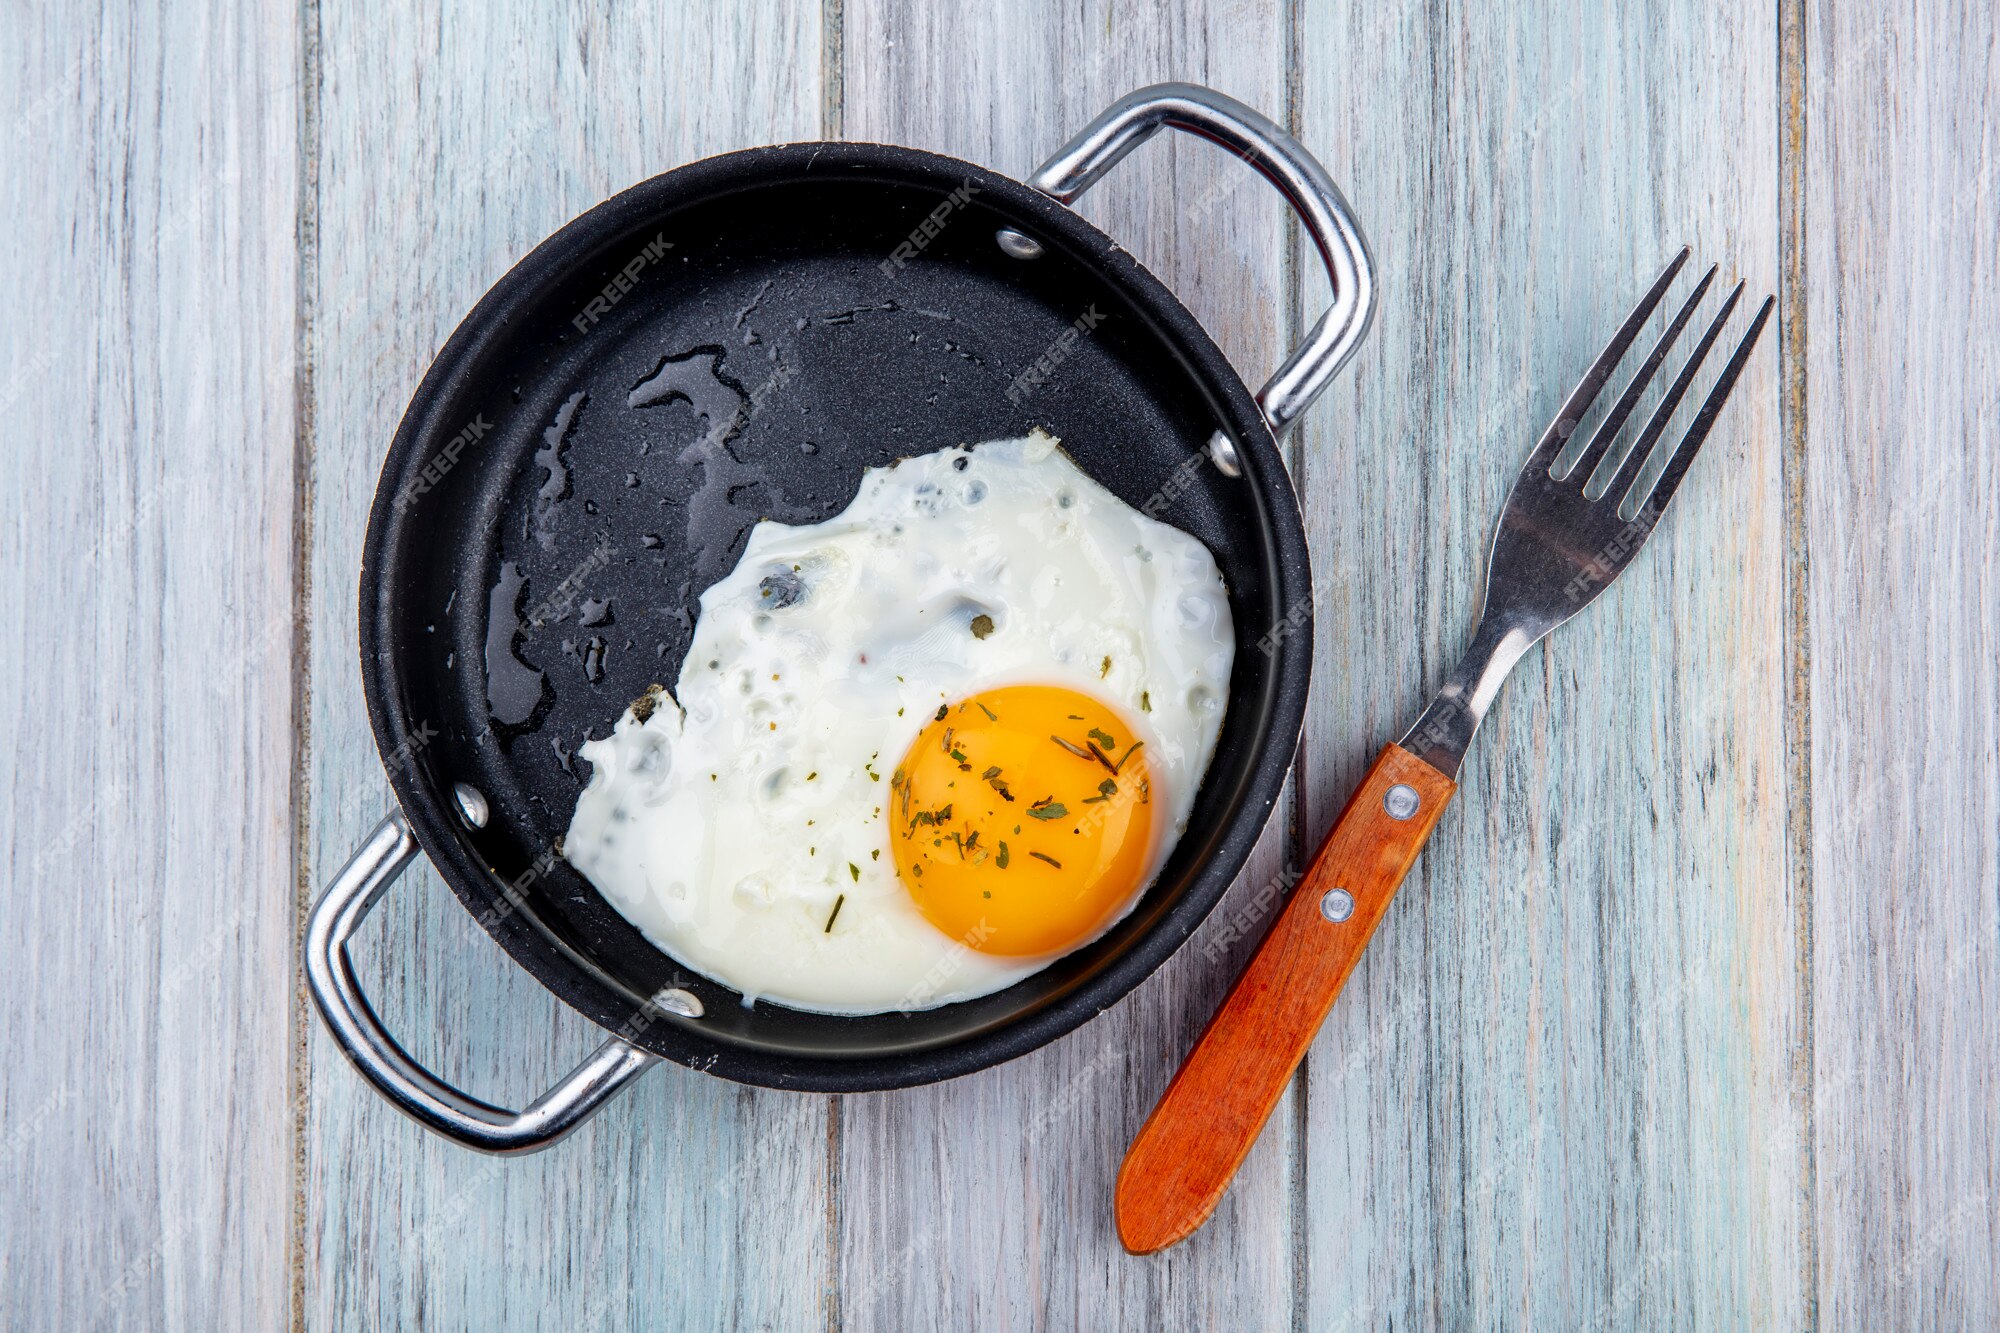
[995,228,1044,260]
[1206,430,1242,477]
[655,988,703,1019]
[1321,888,1355,923]
[453,783,490,828]
[1383,784,1420,821]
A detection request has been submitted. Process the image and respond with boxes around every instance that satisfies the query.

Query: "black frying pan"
[305,84,1374,1152]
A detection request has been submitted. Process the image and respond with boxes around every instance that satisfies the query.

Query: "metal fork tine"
[1571,264,1719,490]
[1624,294,1775,521]
[1604,280,1744,507]
[1527,246,1690,474]
[1399,257,1774,778]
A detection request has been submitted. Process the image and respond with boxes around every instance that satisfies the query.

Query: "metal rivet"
[995,228,1044,260]
[1206,430,1242,477]
[655,988,703,1019]
[1321,888,1355,923]
[453,783,489,828]
[1383,783,1420,821]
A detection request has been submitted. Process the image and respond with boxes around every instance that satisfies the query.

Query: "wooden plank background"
[0,0,301,1327]
[1804,0,2000,1325]
[1,0,1993,1328]
[1298,3,1801,1328]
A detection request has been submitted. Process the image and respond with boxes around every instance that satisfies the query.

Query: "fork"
[1114,248,1774,1254]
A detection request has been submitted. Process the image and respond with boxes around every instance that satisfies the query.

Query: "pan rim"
[357,139,1315,1091]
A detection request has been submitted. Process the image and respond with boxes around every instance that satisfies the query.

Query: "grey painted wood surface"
[1804,0,2000,1326]
[0,1,301,1327]
[1294,4,1802,1329]
[2,0,1996,1328]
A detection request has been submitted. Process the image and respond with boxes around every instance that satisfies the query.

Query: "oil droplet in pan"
[628,346,810,593]
[627,347,744,425]
[484,561,549,727]
[532,390,587,550]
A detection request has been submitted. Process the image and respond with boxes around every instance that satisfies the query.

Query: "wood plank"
[836,3,1301,1326]
[0,0,301,1327]
[1805,0,2000,1323]
[299,4,830,1329]
[1295,2,1804,1327]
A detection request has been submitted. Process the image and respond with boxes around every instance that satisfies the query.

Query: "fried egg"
[562,431,1234,1014]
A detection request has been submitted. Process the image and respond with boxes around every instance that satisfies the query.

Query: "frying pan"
[305,83,1374,1152]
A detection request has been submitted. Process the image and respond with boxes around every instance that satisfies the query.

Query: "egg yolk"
[889,684,1157,957]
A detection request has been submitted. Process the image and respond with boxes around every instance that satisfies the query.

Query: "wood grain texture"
[8,3,1997,1329]
[836,2,1304,1327]
[1119,746,1455,1255]
[1294,2,1804,1328]
[298,3,830,1329]
[0,0,301,1328]
[1804,0,2000,1324]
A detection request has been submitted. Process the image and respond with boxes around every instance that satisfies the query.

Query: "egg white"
[562,431,1235,1014]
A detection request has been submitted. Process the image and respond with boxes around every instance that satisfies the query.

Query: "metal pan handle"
[1029,82,1376,444]
[304,812,659,1154]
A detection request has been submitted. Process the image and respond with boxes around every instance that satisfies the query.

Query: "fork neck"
[1397,612,1541,777]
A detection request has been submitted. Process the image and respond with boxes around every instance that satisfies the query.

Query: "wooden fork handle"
[1114,743,1456,1254]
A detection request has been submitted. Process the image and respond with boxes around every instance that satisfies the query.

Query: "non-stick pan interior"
[363,144,1311,1088]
